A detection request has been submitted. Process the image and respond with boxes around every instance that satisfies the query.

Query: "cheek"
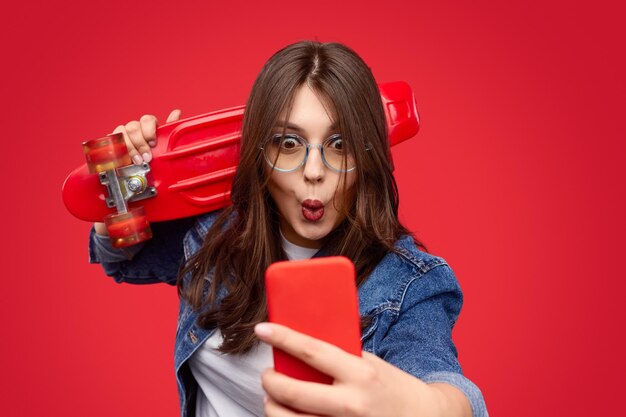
[267,173,297,210]
[331,174,357,213]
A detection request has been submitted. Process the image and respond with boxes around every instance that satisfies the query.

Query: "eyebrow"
[274,120,339,133]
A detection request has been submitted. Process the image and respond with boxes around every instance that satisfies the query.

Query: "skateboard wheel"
[104,207,152,248]
[83,133,132,174]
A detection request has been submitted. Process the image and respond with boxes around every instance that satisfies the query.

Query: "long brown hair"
[177,41,424,354]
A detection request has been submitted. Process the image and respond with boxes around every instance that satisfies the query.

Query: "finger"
[112,125,142,165]
[166,108,181,123]
[264,395,320,417]
[262,369,343,416]
[255,323,362,381]
[139,114,158,148]
[362,351,384,363]
[125,120,152,163]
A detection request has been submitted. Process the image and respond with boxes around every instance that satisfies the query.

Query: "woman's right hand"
[94,109,182,236]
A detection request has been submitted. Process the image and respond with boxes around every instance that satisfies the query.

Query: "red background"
[2,0,624,416]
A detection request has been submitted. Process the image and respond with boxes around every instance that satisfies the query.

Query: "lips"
[302,199,324,221]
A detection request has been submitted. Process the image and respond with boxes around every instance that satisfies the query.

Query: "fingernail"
[148,140,156,147]
[132,155,143,165]
[142,152,152,163]
[255,323,272,337]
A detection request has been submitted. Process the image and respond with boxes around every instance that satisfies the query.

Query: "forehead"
[277,85,337,134]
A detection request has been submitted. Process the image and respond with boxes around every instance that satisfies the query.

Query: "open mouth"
[301,199,324,221]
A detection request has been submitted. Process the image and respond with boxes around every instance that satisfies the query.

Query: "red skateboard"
[62,81,420,247]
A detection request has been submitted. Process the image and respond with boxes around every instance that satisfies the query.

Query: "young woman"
[90,41,488,417]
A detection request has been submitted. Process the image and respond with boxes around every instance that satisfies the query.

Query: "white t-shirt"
[188,231,319,417]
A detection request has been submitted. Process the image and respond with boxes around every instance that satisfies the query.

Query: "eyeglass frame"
[259,132,372,173]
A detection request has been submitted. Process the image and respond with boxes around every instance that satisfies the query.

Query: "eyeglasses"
[260,133,357,173]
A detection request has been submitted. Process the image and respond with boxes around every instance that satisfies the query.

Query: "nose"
[303,145,325,182]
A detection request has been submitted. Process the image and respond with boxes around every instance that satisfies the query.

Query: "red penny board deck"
[62,81,419,224]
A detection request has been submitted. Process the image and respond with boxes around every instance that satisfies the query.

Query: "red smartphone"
[264,256,362,384]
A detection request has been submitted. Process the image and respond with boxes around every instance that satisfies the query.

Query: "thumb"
[166,109,182,123]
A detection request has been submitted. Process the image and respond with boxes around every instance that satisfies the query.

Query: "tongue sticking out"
[302,200,324,221]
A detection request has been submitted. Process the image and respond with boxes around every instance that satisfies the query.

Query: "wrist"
[399,379,444,417]
[94,222,108,236]
[427,383,472,417]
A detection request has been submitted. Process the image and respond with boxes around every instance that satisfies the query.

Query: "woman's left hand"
[254,322,443,417]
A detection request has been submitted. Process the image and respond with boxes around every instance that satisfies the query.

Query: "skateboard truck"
[98,163,157,210]
[82,134,154,247]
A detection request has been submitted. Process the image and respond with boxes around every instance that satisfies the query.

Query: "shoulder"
[195,209,227,236]
[368,234,455,285]
[358,235,462,316]
[387,235,449,274]
[182,209,234,259]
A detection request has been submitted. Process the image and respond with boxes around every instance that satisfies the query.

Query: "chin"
[291,218,335,245]
[295,223,331,241]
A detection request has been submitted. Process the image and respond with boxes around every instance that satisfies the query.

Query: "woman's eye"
[327,136,344,151]
[281,136,300,150]
[282,138,299,149]
[271,134,302,151]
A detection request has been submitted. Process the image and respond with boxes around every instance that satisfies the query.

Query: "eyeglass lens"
[264,134,355,172]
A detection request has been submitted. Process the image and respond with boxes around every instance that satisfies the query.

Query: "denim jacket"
[89,211,488,417]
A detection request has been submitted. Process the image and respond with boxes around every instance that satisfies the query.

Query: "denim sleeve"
[88,217,197,285]
[378,264,488,417]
